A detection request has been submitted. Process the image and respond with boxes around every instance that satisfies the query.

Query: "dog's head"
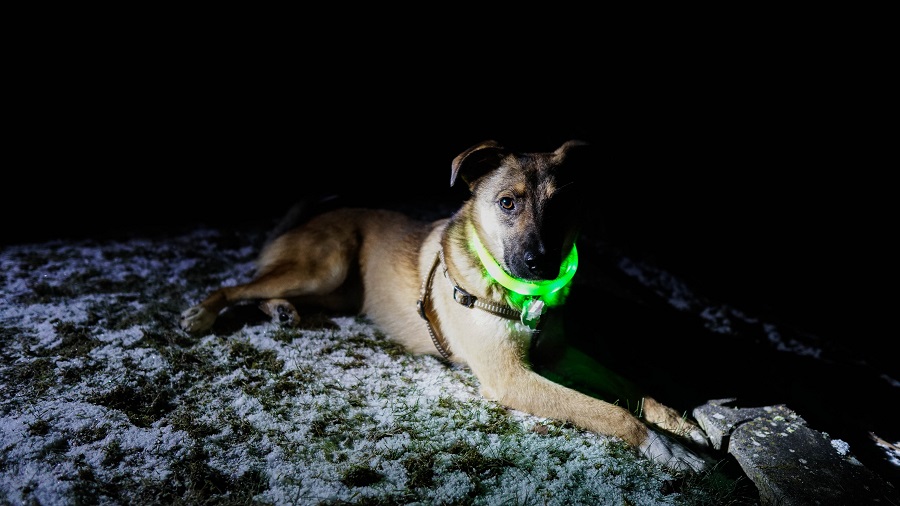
[451,140,590,282]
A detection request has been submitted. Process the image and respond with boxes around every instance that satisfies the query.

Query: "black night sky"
[4,51,895,378]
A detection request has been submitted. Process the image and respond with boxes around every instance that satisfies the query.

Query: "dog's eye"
[499,197,515,210]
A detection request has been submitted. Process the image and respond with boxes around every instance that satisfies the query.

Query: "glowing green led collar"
[467,223,577,306]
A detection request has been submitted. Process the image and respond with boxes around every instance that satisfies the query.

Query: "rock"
[694,399,899,505]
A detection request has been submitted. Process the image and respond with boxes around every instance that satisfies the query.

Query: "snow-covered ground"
[1,223,896,505]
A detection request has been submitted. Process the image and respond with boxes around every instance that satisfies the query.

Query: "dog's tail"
[265,194,341,246]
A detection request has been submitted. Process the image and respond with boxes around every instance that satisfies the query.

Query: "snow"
[1,226,895,504]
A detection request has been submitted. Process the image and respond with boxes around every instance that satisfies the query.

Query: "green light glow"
[467,223,577,307]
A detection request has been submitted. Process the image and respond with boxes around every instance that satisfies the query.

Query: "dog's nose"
[524,250,545,274]
[524,251,537,270]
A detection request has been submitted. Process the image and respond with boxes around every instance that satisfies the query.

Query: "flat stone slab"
[694,399,899,505]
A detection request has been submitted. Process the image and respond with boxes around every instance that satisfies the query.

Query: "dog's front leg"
[467,343,709,473]
[533,345,710,448]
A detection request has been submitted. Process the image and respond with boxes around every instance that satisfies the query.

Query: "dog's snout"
[524,250,543,273]
[523,245,557,279]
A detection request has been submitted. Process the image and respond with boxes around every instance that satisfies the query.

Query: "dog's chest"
[434,287,536,363]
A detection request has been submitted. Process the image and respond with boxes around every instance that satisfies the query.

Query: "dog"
[179,140,711,473]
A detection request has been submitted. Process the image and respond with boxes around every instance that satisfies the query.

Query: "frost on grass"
[1,229,740,505]
[617,256,833,364]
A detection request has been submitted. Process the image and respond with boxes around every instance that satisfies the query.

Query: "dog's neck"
[436,220,572,337]
[440,217,576,311]
[440,219,511,307]
[464,221,576,308]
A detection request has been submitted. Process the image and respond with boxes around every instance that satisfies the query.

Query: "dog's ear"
[450,140,507,189]
[552,140,592,181]
[553,140,590,165]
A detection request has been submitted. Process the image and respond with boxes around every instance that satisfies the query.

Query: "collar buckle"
[452,285,476,308]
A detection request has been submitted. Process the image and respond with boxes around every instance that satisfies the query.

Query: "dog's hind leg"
[180,234,359,334]
[179,265,309,334]
[258,298,301,327]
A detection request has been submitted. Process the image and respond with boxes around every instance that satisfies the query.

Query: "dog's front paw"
[684,426,710,448]
[259,299,300,327]
[642,397,710,448]
[180,305,216,334]
[639,429,710,474]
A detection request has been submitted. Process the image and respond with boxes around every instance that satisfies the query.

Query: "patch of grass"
[431,396,521,437]
[309,410,348,439]
[471,402,519,435]
[270,326,300,343]
[101,439,126,467]
[219,407,256,446]
[75,269,146,296]
[169,403,220,440]
[349,328,408,359]
[10,249,52,272]
[341,464,383,487]
[18,266,149,304]
[270,374,300,398]
[39,436,70,461]
[402,452,436,488]
[27,418,51,436]
[22,281,76,303]
[596,439,638,473]
[445,439,509,480]
[67,454,123,505]
[147,445,268,505]
[0,356,56,406]
[72,422,110,446]
[229,339,284,373]
[83,292,185,332]
[49,320,98,359]
[675,458,761,505]
[88,373,175,428]
[137,328,196,352]
[335,354,367,370]
[0,325,22,351]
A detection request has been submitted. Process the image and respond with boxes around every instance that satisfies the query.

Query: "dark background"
[5,76,893,368]
[3,36,895,372]
[4,0,892,370]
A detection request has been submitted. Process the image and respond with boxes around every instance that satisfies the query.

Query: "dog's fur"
[179,140,710,472]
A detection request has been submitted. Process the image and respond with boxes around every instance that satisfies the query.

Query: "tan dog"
[179,140,710,473]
